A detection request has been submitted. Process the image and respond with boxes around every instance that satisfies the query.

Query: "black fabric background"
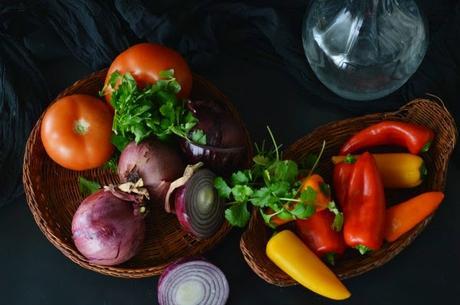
[1,1,459,304]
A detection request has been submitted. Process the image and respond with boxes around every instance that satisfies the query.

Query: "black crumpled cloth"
[1,0,459,207]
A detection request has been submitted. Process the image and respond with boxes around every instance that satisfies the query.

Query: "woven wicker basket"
[240,97,457,286]
[23,69,251,278]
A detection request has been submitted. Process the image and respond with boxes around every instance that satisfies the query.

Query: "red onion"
[71,188,145,266]
[181,100,248,174]
[158,258,229,305]
[118,139,185,203]
[187,100,246,148]
[174,168,225,239]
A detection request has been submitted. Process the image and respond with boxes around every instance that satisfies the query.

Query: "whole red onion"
[71,188,145,266]
[181,100,248,174]
[118,139,185,203]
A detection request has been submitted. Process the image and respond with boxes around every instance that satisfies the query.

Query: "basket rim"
[22,69,251,278]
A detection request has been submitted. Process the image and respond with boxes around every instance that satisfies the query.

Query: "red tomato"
[104,43,192,101]
[40,94,113,171]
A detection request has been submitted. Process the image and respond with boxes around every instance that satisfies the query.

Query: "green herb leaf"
[290,202,316,219]
[300,186,317,204]
[273,160,298,183]
[277,209,293,220]
[327,201,344,232]
[268,181,291,197]
[159,69,175,79]
[253,154,271,166]
[78,176,101,196]
[225,203,250,227]
[103,156,118,173]
[260,210,276,228]
[110,70,200,147]
[250,187,272,207]
[190,129,207,145]
[111,134,130,152]
[214,177,232,199]
[231,170,251,185]
[231,185,254,202]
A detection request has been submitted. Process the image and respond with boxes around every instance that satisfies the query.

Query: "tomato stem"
[74,119,90,135]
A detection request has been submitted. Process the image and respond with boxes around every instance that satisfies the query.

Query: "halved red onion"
[174,168,225,239]
[158,259,229,305]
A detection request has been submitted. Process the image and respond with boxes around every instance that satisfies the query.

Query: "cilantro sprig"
[103,69,205,151]
[214,127,320,228]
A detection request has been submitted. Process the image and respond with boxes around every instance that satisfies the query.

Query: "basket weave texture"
[240,97,457,286]
[23,69,251,278]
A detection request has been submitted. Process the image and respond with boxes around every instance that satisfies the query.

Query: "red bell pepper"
[343,152,386,253]
[340,121,434,155]
[332,155,356,210]
[296,209,346,265]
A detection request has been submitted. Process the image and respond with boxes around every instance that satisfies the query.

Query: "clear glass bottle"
[302,0,428,101]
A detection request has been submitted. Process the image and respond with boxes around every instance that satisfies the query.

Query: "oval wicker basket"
[240,97,457,286]
[23,69,252,278]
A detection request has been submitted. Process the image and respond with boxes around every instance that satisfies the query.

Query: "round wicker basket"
[240,97,457,286]
[23,69,252,278]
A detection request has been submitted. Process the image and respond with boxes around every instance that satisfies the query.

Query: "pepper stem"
[324,253,336,266]
[355,244,372,255]
[421,141,432,153]
[419,163,428,180]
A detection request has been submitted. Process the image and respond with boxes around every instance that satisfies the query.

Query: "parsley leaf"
[108,70,205,148]
[250,187,272,207]
[290,202,316,219]
[272,160,298,183]
[231,185,254,202]
[327,201,344,232]
[225,203,251,227]
[78,176,101,196]
[300,186,317,204]
[214,177,232,199]
[231,170,251,185]
[190,129,207,145]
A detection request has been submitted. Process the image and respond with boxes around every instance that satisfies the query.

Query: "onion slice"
[175,169,225,239]
[158,259,229,305]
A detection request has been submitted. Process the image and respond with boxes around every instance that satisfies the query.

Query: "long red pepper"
[343,152,386,253]
[296,210,346,264]
[333,156,355,210]
[340,121,434,155]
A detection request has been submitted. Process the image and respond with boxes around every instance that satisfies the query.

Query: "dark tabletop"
[1,1,460,305]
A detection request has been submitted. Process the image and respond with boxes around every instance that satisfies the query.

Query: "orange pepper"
[268,174,330,227]
[385,192,444,242]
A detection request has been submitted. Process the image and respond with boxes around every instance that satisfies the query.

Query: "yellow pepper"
[266,230,351,300]
[332,153,425,188]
